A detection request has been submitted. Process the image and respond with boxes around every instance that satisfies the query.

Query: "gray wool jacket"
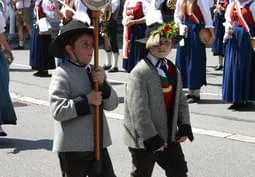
[124,58,192,151]
[49,60,119,152]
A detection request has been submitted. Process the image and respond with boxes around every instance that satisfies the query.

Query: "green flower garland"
[152,21,179,39]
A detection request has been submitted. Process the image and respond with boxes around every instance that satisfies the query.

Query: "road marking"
[108,79,223,97]
[10,63,223,98]
[12,63,31,68]
[10,92,255,144]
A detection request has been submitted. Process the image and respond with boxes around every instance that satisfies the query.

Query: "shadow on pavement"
[207,72,223,77]
[9,68,34,73]
[198,99,225,104]
[0,138,52,154]
[109,82,124,86]
[206,82,222,87]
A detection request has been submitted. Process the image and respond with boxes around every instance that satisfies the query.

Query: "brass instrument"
[100,3,112,22]
[166,0,177,10]
[99,3,112,51]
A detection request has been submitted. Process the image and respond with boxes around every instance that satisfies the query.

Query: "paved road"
[0,49,255,177]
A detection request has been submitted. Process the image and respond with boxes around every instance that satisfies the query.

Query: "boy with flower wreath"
[123,21,194,177]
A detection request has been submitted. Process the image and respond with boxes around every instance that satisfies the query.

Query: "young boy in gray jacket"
[124,20,194,177]
[48,19,119,177]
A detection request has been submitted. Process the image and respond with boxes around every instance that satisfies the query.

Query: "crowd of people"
[1,0,255,176]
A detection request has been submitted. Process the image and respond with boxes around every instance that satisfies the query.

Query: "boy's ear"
[65,45,73,55]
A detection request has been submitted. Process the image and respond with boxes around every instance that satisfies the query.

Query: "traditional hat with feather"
[135,9,183,49]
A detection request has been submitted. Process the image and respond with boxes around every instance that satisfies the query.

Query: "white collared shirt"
[147,53,158,66]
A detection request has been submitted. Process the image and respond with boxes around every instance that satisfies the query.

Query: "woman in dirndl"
[222,0,255,110]
[212,0,229,70]
[122,0,147,73]
[29,0,56,77]
[174,0,215,103]
[0,12,16,136]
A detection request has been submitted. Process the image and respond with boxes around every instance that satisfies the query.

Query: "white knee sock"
[192,89,200,97]
[0,125,5,133]
[112,53,119,68]
[218,56,223,66]
[105,52,112,66]
[19,40,24,47]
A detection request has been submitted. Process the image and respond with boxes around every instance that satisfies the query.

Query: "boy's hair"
[63,31,92,58]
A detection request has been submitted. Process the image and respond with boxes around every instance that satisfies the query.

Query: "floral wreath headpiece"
[146,22,179,49]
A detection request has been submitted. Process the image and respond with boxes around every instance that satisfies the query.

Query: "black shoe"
[229,102,254,110]
[0,131,7,136]
[187,95,200,103]
[33,70,51,77]
[108,67,118,72]
[185,94,192,99]
[215,64,223,71]
[14,45,24,50]
[103,65,112,70]
[228,104,239,110]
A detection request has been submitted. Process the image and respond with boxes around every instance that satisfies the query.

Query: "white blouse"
[174,0,214,28]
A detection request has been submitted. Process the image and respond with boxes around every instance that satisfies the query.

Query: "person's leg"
[128,148,155,177]
[0,125,7,136]
[108,20,119,72]
[58,151,94,177]
[156,142,188,177]
[88,148,116,177]
[215,55,224,71]
[108,53,119,72]
[25,24,32,37]
[23,8,32,37]
[17,25,24,47]
[9,7,16,35]
[15,12,24,49]
[103,52,112,70]
[5,6,11,33]
[187,89,200,103]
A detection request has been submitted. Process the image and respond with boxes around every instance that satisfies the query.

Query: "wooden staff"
[92,10,100,161]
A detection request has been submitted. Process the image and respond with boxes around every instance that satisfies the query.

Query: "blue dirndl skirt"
[122,24,146,73]
[222,26,255,103]
[0,52,17,124]
[175,20,207,89]
[212,12,225,56]
[29,25,56,70]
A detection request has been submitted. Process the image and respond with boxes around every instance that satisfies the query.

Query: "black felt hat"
[49,20,94,58]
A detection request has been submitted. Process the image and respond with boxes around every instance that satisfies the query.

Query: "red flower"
[162,24,172,33]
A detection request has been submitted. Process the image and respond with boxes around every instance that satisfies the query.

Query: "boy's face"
[150,39,173,59]
[70,33,94,65]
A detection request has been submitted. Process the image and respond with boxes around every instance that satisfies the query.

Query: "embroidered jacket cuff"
[74,95,91,116]
[143,135,165,152]
[176,124,194,142]
[101,80,111,99]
